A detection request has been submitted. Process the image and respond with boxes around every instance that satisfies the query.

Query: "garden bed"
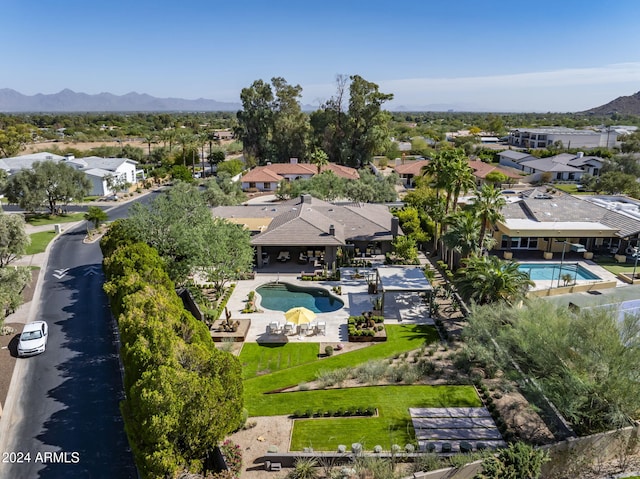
[347,315,387,342]
[210,318,251,342]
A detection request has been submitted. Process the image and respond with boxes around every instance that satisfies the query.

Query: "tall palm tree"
[143,131,157,161]
[454,255,533,306]
[309,147,329,174]
[442,211,481,268]
[471,184,506,254]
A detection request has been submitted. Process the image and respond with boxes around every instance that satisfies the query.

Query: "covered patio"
[375,267,433,319]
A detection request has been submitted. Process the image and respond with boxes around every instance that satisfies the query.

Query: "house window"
[568,173,575,180]
[556,172,562,180]
[249,182,256,188]
[263,182,271,190]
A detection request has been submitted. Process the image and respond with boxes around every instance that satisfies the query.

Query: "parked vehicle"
[17,321,48,357]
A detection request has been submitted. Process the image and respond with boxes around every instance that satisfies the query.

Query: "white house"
[0,152,144,197]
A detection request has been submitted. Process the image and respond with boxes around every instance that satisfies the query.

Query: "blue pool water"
[256,282,344,313]
[518,263,601,281]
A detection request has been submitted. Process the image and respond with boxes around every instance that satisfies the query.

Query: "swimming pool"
[518,263,601,281]
[256,282,344,313]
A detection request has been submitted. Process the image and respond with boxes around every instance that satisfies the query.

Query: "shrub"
[351,443,363,454]
[373,445,383,453]
[325,345,334,357]
[391,444,402,454]
[337,445,347,453]
[405,444,415,453]
[220,439,243,477]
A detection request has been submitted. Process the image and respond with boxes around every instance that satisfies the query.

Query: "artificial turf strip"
[243,324,440,415]
[240,342,320,379]
[288,385,481,450]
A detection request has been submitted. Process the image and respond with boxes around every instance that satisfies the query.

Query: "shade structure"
[284,306,316,325]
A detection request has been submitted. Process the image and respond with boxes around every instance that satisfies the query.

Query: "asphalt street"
[0,192,159,478]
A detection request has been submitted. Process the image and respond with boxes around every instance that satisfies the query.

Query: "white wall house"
[64,156,143,196]
[508,127,611,149]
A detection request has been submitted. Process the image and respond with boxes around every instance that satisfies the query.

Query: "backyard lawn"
[593,255,638,275]
[242,323,481,451]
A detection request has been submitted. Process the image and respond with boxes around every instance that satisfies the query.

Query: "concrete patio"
[225,268,434,344]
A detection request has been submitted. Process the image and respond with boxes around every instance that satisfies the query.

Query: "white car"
[17,321,48,357]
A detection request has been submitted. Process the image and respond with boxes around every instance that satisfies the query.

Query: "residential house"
[393,159,429,187]
[240,161,359,192]
[212,194,402,270]
[492,188,640,257]
[0,152,144,197]
[467,160,522,186]
[497,150,535,169]
[518,153,604,182]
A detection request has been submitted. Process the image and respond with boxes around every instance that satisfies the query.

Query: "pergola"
[375,267,433,317]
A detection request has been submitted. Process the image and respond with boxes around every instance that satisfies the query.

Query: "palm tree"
[454,255,533,306]
[442,211,482,267]
[310,147,329,174]
[143,131,157,161]
[471,184,506,254]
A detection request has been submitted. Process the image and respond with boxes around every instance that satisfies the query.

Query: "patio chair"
[299,323,310,336]
[283,322,295,335]
[268,321,281,334]
[316,321,326,336]
[277,251,290,262]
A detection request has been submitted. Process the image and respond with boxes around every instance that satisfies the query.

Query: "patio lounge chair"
[277,251,290,262]
[268,321,281,334]
[299,323,310,335]
[283,322,295,335]
[316,321,326,336]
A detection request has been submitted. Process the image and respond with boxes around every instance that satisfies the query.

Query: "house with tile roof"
[212,194,401,270]
[393,159,429,186]
[467,160,522,186]
[240,162,359,192]
[492,188,640,258]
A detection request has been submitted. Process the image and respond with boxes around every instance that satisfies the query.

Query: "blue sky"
[2,0,640,112]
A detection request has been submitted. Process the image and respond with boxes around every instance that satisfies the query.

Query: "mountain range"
[580,91,640,116]
[2,87,640,114]
[0,88,242,112]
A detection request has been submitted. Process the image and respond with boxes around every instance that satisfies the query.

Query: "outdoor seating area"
[265,318,327,337]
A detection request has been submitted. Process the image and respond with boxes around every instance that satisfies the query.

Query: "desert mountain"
[581,91,640,116]
[0,88,242,112]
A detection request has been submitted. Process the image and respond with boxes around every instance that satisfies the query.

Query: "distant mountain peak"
[0,88,242,112]
[581,91,640,115]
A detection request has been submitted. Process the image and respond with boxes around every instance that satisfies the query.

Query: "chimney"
[64,153,75,161]
[290,157,298,164]
[576,151,584,158]
[391,217,399,237]
[301,194,312,204]
[329,224,335,236]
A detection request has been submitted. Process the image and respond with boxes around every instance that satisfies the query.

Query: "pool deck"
[226,268,434,344]
[518,259,621,291]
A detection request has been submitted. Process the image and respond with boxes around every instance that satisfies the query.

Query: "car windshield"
[21,330,42,341]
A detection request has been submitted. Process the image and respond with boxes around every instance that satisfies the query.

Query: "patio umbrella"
[284,306,316,325]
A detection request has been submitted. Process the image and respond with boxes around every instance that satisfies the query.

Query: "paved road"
[0,192,160,479]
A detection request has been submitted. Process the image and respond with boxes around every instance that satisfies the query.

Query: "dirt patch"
[0,323,22,408]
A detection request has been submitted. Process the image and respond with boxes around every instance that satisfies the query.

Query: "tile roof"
[393,160,430,176]
[213,195,399,246]
[468,160,522,179]
[241,162,359,183]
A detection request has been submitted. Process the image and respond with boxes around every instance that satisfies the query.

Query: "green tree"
[309,147,329,174]
[124,182,212,283]
[310,74,350,164]
[346,75,394,167]
[391,235,419,264]
[84,206,108,230]
[470,184,506,253]
[454,255,533,306]
[595,171,640,195]
[216,158,244,177]
[0,267,31,322]
[442,211,482,265]
[4,160,91,214]
[0,124,32,158]
[170,165,192,182]
[236,79,274,163]
[484,171,508,184]
[200,219,254,294]
[207,149,225,166]
[0,214,29,266]
[270,77,310,162]
[475,442,548,479]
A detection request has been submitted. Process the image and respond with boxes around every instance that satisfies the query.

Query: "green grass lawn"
[553,184,590,195]
[26,231,57,254]
[240,342,320,379]
[241,323,480,450]
[289,385,480,450]
[25,213,85,226]
[593,256,637,275]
